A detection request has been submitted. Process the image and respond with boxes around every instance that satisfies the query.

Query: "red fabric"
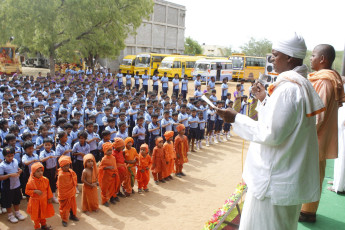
[98,155,120,203]
[162,142,176,178]
[151,146,165,174]
[174,134,189,166]
[137,153,152,189]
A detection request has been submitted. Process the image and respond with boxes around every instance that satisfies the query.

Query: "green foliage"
[0,0,153,72]
[184,37,203,55]
[220,46,234,57]
[240,37,272,57]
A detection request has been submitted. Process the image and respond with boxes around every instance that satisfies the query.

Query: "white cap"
[272,32,307,59]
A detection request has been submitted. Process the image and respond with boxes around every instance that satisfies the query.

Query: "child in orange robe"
[137,144,152,193]
[162,131,176,181]
[57,156,79,227]
[112,137,132,196]
[26,162,55,230]
[174,124,189,178]
[124,137,139,194]
[151,137,166,184]
[81,154,99,213]
[99,142,120,206]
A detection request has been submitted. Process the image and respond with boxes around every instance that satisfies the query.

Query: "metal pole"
[341,46,345,76]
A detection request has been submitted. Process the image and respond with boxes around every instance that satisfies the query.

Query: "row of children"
[0,124,188,229]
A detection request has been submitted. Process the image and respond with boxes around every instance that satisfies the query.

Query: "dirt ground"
[0,67,252,230]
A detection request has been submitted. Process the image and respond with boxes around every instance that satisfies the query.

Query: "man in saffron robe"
[81,154,99,212]
[300,44,345,222]
[57,155,79,227]
[26,162,55,230]
[98,143,120,206]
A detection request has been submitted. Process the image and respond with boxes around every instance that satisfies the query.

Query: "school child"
[209,89,218,105]
[225,93,232,107]
[151,137,165,184]
[194,74,201,90]
[142,69,149,96]
[35,125,50,154]
[128,101,138,136]
[162,131,176,181]
[105,117,117,140]
[0,146,26,223]
[39,138,59,203]
[81,154,99,213]
[72,131,90,187]
[148,113,160,154]
[85,121,100,162]
[5,133,22,165]
[55,118,67,133]
[125,70,132,87]
[112,138,131,197]
[21,141,40,197]
[161,72,169,94]
[55,131,72,157]
[98,130,111,158]
[57,156,79,227]
[194,85,203,99]
[116,69,124,89]
[64,123,74,147]
[116,121,128,140]
[209,76,216,90]
[93,101,105,135]
[172,74,180,97]
[174,124,188,178]
[102,106,112,127]
[233,84,242,113]
[181,74,188,99]
[188,108,199,152]
[24,119,38,143]
[0,119,9,147]
[161,110,172,136]
[240,78,245,96]
[152,72,159,93]
[240,95,248,115]
[99,143,120,206]
[89,114,99,134]
[137,144,152,193]
[124,137,139,194]
[221,78,229,101]
[215,101,225,143]
[171,112,180,139]
[25,162,55,230]
[196,112,206,150]
[134,71,140,89]
[178,104,189,138]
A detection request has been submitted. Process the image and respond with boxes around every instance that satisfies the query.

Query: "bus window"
[173,61,181,68]
[211,63,217,70]
[186,61,195,68]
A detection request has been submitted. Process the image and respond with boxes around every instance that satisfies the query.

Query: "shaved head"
[314,44,336,64]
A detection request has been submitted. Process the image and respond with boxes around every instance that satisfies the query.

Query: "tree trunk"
[49,53,55,77]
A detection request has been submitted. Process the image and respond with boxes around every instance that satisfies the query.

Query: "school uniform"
[197,118,206,141]
[115,131,128,140]
[105,125,117,140]
[194,79,201,90]
[116,73,123,89]
[215,110,224,132]
[209,81,216,90]
[132,124,146,152]
[188,115,198,139]
[134,75,140,89]
[207,109,216,131]
[87,132,100,162]
[161,76,169,93]
[221,83,228,101]
[126,74,132,87]
[93,109,105,135]
[181,79,188,99]
[0,159,22,208]
[172,78,180,96]
[142,74,149,95]
[152,75,159,93]
[178,112,189,136]
[21,153,39,196]
[128,108,138,136]
[39,149,57,193]
[148,122,160,152]
[161,118,172,140]
[72,142,90,183]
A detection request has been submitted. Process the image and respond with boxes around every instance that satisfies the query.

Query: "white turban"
[272,32,307,59]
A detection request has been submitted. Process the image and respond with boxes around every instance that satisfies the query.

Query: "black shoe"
[159,179,166,183]
[103,201,110,207]
[110,197,116,204]
[180,172,186,176]
[165,177,170,181]
[144,188,149,192]
[114,197,120,202]
[132,189,135,194]
[298,212,316,223]
[176,173,182,178]
[70,215,79,221]
[117,192,125,197]
[62,221,68,227]
[155,180,159,185]
[168,175,173,180]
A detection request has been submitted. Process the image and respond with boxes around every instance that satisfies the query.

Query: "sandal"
[41,225,53,230]
[298,212,316,223]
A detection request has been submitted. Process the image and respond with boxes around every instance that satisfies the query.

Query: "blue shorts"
[215,120,223,132]
[207,120,215,131]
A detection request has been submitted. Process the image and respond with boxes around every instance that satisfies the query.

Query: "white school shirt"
[132,125,146,140]
[126,74,132,84]
[116,73,123,83]
[181,79,188,91]
[172,79,179,90]
[178,112,189,127]
[161,118,172,131]
[134,75,140,85]
[152,75,159,86]
[221,83,228,96]
[194,79,201,88]
[142,75,149,85]
[232,78,320,205]
[208,81,215,90]
[105,125,117,140]
[161,76,169,88]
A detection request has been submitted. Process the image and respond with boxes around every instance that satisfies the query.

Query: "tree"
[220,46,235,57]
[184,37,203,55]
[0,0,153,75]
[240,37,272,57]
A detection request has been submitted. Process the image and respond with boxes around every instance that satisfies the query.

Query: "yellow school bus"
[0,43,22,75]
[229,53,265,81]
[134,53,170,76]
[158,56,204,78]
[119,55,136,75]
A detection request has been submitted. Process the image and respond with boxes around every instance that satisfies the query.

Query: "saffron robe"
[162,142,176,178]
[137,154,152,189]
[57,168,77,222]
[98,155,120,203]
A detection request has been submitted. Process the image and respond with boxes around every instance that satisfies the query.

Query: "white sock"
[15,210,20,215]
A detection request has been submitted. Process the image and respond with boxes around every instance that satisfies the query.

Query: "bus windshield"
[160,61,173,68]
[121,59,132,66]
[232,57,244,70]
[135,56,150,67]
[195,63,210,71]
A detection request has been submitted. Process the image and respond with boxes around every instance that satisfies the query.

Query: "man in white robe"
[216,33,324,230]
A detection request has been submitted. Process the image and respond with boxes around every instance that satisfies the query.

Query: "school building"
[99,0,186,70]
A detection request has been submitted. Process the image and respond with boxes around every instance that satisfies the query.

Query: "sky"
[169,0,344,51]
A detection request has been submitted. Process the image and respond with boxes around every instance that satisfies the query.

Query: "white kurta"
[233,69,321,229]
[333,102,345,192]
